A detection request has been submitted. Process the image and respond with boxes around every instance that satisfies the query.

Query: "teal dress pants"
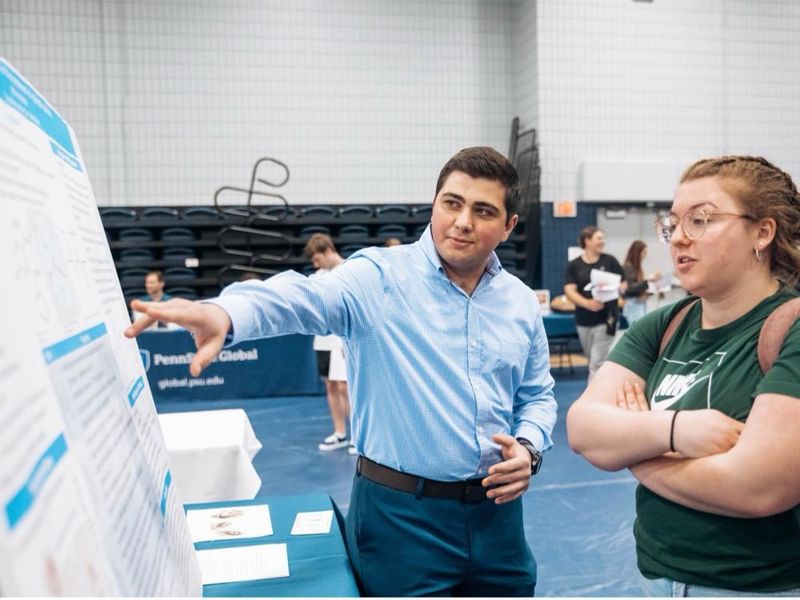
[345,472,537,596]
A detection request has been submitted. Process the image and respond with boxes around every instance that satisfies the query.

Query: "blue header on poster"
[0,59,80,171]
[5,434,68,530]
[42,323,108,364]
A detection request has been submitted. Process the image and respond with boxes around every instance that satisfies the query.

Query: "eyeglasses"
[654,210,753,244]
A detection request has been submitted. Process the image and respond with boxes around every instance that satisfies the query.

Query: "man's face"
[430,171,517,281]
[145,274,163,296]
[311,249,338,271]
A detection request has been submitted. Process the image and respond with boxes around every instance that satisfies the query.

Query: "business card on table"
[290,510,334,535]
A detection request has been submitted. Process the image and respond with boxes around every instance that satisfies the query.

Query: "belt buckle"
[463,484,486,504]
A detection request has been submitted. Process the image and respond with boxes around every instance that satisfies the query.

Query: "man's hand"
[125,298,232,377]
[482,434,532,505]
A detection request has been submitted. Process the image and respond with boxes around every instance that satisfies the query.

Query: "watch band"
[516,437,543,475]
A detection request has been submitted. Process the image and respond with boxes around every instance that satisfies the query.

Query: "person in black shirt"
[564,226,624,381]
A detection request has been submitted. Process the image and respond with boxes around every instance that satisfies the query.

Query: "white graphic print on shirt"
[649,352,726,411]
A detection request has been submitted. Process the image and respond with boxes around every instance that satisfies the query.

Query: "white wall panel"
[536,0,800,205]
[2,0,799,209]
[1,0,515,206]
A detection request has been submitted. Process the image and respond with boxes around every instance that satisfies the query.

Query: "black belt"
[357,456,488,503]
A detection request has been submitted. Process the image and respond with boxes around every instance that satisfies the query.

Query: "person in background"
[303,234,352,453]
[143,270,170,303]
[567,155,800,596]
[622,240,661,326]
[130,271,172,329]
[126,146,556,596]
[384,237,402,247]
[564,226,625,382]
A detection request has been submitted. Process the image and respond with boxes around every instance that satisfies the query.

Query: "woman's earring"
[754,246,762,262]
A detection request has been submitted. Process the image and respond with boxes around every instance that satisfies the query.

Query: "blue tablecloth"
[138,330,323,400]
[543,313,577,338]
[190,493,359,597]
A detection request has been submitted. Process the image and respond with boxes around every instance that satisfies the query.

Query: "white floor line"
[536,477,636,491]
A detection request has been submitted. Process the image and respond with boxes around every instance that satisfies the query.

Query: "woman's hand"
[615,380,743,458]
[671,410,744,458]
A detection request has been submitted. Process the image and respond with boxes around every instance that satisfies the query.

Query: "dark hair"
[623,240,647,281]
[146,270,164,283]
[304,233,336,259]
[578,226,600,249]
[681,156,800,286]
[434,146,522,219]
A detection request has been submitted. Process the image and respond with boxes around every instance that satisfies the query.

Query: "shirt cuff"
[512,425,547,453]
[203,295,257,347]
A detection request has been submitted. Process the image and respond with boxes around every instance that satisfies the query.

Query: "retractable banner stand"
[0,59,202,596]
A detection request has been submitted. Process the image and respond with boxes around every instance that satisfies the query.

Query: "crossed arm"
[566,361,800,518]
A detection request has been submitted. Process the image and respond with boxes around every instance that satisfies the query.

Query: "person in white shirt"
[304,234,353,452]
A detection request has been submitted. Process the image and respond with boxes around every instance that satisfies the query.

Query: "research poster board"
[0,59,202,596]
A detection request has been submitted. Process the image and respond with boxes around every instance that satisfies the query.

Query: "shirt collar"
[417,224,503,279]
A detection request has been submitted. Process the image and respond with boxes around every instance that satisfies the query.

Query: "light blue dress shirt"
[209,226,557,481]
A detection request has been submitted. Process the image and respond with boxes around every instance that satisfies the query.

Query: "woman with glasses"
[567,156,800,596]
[564,226,625,382]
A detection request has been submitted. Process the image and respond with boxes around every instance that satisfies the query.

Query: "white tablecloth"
[157,409,263,504]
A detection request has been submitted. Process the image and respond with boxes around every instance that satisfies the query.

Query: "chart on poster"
[0,58,202,596]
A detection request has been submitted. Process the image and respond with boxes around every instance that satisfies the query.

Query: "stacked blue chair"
[120,248,154,263]
[161,227,195,241]
[164,267,197,282]
[257,205,294,220]
[338,224,370,239]
[163,247,196,264]
[377,224,407,239]
[181,206,221,220]
[338,205,373,218]
[119,267,150,288]
[100,207,137,220]
[165,287,198,300]
[301,206,337,218]
[376,204,410,220]
[119,228,153,242]
[141,207,178,220]
[299,225,331,237]
[411,205,432,219]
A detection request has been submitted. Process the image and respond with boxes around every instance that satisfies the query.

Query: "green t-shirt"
[608,287,800,592]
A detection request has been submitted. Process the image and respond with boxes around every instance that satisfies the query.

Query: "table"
[159,409,262,504]
[188,493,359,597]
[138,330,323,401]
[542,312,577,338]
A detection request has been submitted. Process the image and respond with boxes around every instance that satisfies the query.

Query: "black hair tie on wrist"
[669,410,681,453]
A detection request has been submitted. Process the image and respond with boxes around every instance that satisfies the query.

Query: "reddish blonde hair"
[680,156,800,286]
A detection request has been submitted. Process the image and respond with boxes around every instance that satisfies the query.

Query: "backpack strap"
[659,298,700,356]
[757,297,800,374]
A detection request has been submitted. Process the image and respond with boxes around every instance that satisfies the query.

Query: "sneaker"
[347,443,357,455]
[318,432,348,452]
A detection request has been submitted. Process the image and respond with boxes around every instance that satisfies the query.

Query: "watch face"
[530,450,543,474]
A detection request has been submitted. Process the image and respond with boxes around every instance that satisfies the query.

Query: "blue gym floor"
[157,368,643,596]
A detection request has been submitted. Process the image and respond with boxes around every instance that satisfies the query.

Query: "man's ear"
[504,214,519,239]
